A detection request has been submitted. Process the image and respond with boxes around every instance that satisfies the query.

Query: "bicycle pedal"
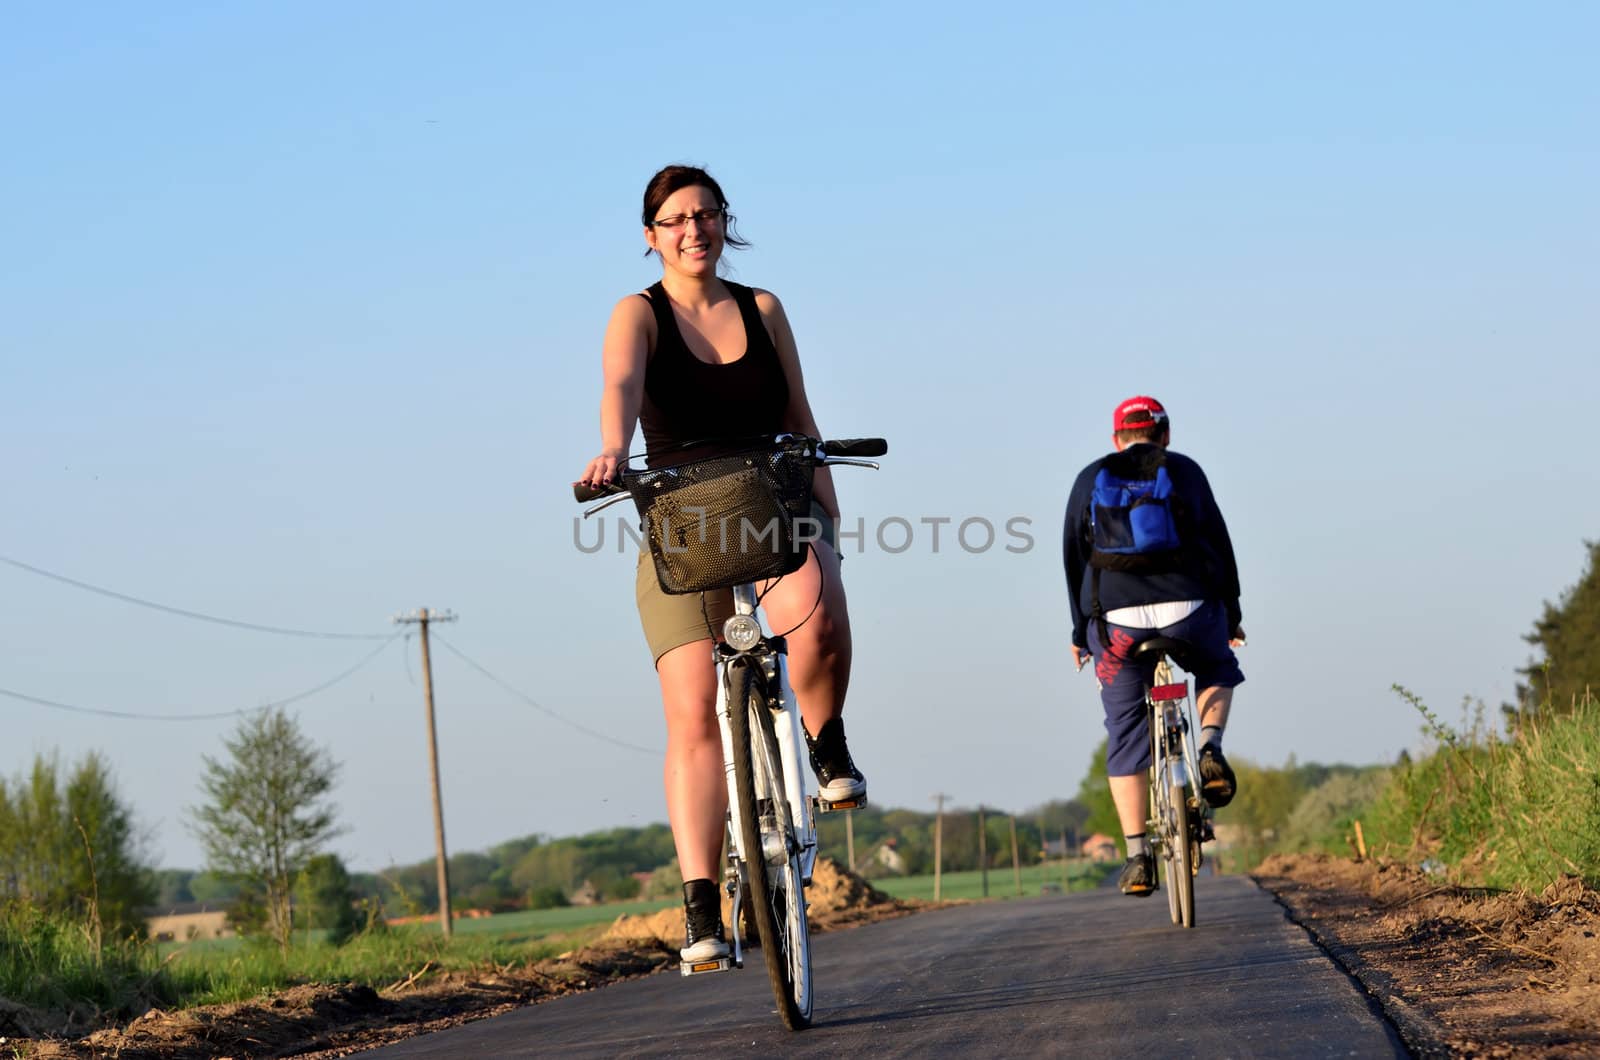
[816,793,867,813]
[680,956,736,977]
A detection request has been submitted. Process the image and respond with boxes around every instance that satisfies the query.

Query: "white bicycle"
[1131,636,1213,928]
[576,433,885,1030]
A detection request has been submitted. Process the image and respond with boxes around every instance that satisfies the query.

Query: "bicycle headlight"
[722,614,763,652]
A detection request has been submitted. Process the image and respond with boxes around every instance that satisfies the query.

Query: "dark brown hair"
[640,164,750,255]
[1115,411,1170,446]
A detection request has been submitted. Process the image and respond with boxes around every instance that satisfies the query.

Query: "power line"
[0,633,402,722]
[0,555,392,640]
[430,632,661,756]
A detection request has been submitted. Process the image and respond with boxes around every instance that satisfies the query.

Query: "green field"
[871,860,1113,903]
[446,896,679,940]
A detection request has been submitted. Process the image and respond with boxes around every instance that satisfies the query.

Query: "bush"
[526,886,569,910]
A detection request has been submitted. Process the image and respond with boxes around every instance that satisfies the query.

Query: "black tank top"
[638,280,790,467]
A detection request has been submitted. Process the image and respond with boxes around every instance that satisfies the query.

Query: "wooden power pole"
[395,607,457,939]
[978,805,988,898]
[932,793,949,901]
[846,810,856,873]
[1009,816,1022,896]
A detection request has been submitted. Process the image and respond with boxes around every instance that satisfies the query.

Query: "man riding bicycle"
[1062,396,1246,897]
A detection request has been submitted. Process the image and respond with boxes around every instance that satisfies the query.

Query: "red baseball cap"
[1113,395,1168,432]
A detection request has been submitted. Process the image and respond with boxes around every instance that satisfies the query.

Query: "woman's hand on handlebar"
[577,448,626,489]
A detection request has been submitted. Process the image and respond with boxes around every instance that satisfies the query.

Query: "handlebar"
[573,435,887,504]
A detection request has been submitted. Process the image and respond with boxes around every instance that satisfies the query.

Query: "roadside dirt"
[1254,853,1600,1058]
[4,858,918,1059]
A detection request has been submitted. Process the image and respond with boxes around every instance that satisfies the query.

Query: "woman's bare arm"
[577,295,652,487]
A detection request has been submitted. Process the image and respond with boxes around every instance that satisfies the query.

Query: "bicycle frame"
[708,581,818,971]
[1149,658,1202,800]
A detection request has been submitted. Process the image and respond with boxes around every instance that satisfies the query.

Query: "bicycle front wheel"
[1169,782,1196,928]
[728,660,813,1030]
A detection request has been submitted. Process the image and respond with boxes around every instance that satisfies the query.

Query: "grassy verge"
[1366,688,1600,890]
[4,894,675,1025]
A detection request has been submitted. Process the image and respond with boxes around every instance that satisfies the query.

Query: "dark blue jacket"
[1062,444,1242,649]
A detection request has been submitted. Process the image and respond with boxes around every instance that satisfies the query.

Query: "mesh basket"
[627,441,816,594]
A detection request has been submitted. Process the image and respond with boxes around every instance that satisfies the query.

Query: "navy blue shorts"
[1087,600,1245,777]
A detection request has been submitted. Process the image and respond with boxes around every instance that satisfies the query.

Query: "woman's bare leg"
[656,640,725,881]
[760,544,851,737]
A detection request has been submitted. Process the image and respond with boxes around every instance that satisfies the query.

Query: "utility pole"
[978,805,989,898]
[1009,816,1022,896]
[846,810,856,873]
[932,793,949,902]
[395,607,457,939]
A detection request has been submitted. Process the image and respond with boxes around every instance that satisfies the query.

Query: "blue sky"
[3,2,1596,871]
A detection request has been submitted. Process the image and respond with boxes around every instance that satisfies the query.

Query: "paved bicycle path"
[365,875,1403,1058]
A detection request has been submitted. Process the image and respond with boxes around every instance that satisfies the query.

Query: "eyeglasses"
[648,208,725,231]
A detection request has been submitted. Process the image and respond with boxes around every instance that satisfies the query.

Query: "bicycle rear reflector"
[1150,682,1189,702]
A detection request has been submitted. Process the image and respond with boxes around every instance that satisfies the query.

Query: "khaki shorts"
[636,502,836,663]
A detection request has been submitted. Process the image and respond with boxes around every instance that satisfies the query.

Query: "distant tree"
[296,853,360,946]
[189,708,343,953]
[149,868,195,908]
[187,870,241,904]
[1512,540,1600,724]
[0,752,154,939]
[1073,740,1122,843]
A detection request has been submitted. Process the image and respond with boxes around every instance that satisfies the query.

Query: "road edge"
[1249,873,1453,1059]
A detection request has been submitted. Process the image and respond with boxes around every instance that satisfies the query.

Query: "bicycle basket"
[627,441,817,594]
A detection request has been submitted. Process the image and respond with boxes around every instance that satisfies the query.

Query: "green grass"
[155,926,578,1007]
[1368,688,1600,890]
[871,860,1113,903]
[8,893,681,1024]
[154,895,679,959]
[1,901,172,1021]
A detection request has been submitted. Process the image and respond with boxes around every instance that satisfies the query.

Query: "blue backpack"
[1087,454,1182,572]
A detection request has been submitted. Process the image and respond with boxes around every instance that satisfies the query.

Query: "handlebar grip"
[822,438,888,458]
[574,481,624,503]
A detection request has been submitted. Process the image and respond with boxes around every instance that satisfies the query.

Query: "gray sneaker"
[1118,853,1156,897]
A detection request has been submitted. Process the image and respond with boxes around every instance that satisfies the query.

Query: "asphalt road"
[366,875,1404,1058]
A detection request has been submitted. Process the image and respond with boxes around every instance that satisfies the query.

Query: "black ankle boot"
[681,878,728,960]
[805,718,866,801]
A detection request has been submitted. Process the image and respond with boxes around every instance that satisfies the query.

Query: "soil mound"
[604,856,914,948]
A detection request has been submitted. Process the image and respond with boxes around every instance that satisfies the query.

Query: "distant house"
[1080,834,1119,862]
[871,838,906,875]
[568,880,600,906]
[145,901,233,942]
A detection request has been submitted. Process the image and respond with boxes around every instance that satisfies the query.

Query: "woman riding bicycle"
[575,164,867,963]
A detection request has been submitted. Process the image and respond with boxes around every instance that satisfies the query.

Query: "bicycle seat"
[1131,636,1197,669]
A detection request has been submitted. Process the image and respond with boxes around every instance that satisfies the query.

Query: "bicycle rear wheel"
[728,660,812,1029]
[1169,782,1195,928]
